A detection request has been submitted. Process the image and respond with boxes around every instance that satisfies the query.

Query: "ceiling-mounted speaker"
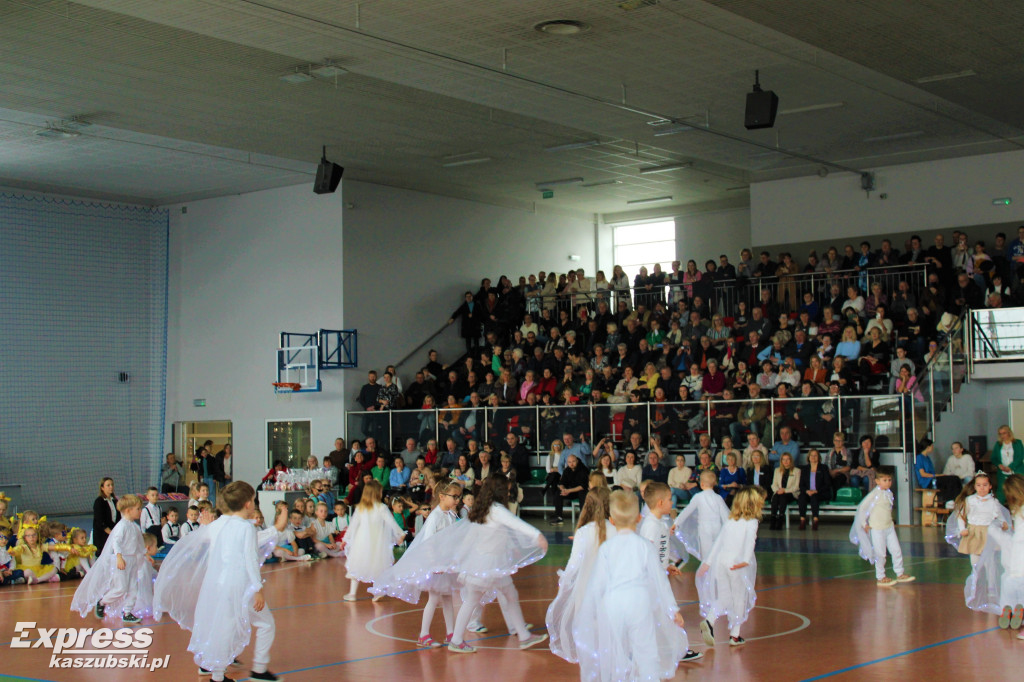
[744,70,778,130]
[314,146,343,194]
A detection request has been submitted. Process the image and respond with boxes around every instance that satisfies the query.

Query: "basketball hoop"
[272,382,302,392]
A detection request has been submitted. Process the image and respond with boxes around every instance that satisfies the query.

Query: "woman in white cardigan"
[768,453,801,530]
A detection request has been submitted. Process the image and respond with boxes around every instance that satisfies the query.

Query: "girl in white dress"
[344,480,406,601]
[546,487,613,664]
[445,474,548,653]
[696,486,764,646]
[967,474,1020,628]
[370,482,464,647]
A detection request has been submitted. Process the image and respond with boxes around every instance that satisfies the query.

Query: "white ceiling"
[0,0,1021,214]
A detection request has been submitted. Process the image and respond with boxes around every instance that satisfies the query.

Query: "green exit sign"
[993,197,1012,205]
[193,398,206,407]
[541,190,554,199]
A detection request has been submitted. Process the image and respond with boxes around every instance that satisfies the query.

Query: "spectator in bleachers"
[769,426,800,467]
[797,449,830,531]
[741,432,769,469]
[850,435,878,493]
[824,432,853,496]
[731,383,768,442]
[746,449,772,491]
[553,454,589,525]
[768,453,800,530]
[641,442,669,484]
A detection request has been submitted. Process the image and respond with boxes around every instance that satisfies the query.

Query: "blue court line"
[233,631,526,680]
[798,627,999,681]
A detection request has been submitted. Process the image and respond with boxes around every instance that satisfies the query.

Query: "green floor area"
[533,520,973,585]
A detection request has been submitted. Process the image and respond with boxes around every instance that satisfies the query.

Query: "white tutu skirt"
[345,505,405,583]
[70,552,150,619]
[154,527,212,630]
[696,557,757,631]
[369,542,458,603]
[546,522,610,664]
[371,517,543,605]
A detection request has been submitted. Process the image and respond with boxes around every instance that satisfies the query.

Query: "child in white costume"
[673,470,730,562]
[444,475,548,653]
[154,482,283,682]
[344,480,407,601]
[697,486,764,646]
[967,474,1020,629]
[850,467,915,587]
[574,490,687,681]
[546,488,614,664]
[949,472,1004,566]
[371,482,465,647]
[70,495,150,623]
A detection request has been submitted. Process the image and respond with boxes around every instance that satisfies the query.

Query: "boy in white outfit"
[639,482,701,662]
[851,467,916,586]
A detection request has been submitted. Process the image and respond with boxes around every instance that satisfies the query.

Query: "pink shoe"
[416,635,441,648]
[48,574,61,583]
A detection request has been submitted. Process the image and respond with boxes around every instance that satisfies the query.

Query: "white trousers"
[211,607,275,679]
[452,580,528,645]
[870,527,904,580]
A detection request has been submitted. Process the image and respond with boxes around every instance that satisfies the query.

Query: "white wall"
[677,208,751,266]
[165,184,346,488]
[933,376,1020,467]
[341,180,597,396]
[751,150,1024,246]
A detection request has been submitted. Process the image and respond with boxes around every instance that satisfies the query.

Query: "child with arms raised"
[371,482,464,647]
[697,485,765,646]
[574,489,688,680]
[851,466,915,587]
[155,481,281,682]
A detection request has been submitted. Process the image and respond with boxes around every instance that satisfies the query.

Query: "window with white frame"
[612,219,676,284]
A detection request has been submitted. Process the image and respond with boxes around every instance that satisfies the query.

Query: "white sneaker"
[467,622,487,633]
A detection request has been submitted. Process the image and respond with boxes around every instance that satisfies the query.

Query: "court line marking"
[798,627,1000,681]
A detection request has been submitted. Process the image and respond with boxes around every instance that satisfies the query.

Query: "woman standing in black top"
[92,477,118,554]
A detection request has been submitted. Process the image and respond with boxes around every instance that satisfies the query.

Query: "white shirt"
[638,513,670,570]
[965,494,999,527]
[942,454,975,480]
[162,522,180,544]
[141,502,161,530]
[180,520,200,537]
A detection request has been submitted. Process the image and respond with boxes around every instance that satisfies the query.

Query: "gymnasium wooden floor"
[1,521,1018,682]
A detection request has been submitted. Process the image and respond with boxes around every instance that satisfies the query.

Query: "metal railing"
[345,393,910,463]
[494,263,928,323]
[967,307,1024,363]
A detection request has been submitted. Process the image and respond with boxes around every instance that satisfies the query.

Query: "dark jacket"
[92,495,119,554]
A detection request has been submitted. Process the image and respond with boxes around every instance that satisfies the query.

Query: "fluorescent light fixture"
[441,157,492,167]
[653,125,693,137]
[638,162,692,175]
[311,64,348,78]
[779,102,845,115]
[581,179,622,188]
[726,186,749,192]
[863,130,925,143]
[535,177,584,189]
[544,139,601,152]
[915,69,976,84]
[280,68,314,84]
[627,196,673,205]
[35,126,80,139]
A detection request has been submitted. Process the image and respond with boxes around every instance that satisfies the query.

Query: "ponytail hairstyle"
[951,476,978,522]
[468,474,509,524]
[576,487,611,545]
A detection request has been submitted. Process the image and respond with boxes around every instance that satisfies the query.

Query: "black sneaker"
[551,517,564,525]
[250,671,280,681]
[122,612,141,624]
[681,649,704,662]
[729,636,745,647]
[94,602,105,619]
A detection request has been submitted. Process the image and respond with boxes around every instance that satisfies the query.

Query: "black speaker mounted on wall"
[314,146,344,194]
[744,70,778,130]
